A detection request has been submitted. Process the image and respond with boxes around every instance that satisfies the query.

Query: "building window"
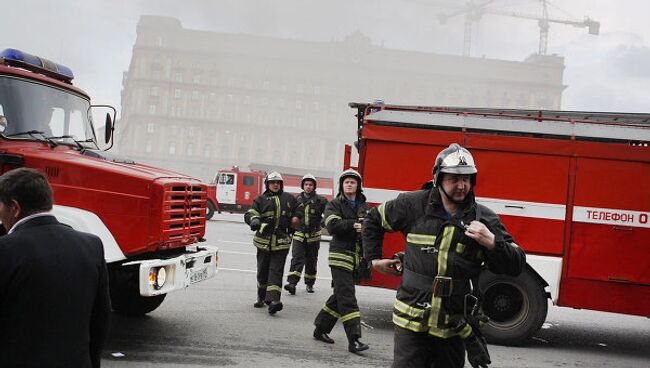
[314,86,321,95]
[145,141,152,153]
[149,104,156,115]
[261,97,268,106]
[312,102,320,111]
[150,86,159,96]
[244,96,251,105]
[188,127,194,137]
[227,94,233,103]
[155,37,163,47]
[186,143,193,156]
[175,73,183,82]
[174,89,181,98]
[170,125,177,135]
[263,81,270,90]
[297,84,304,94]
[204,145,211,158]
[209,92,216,101]
[146,123,154,133]
[152,70,160,79]
[193,75,200,83]
[192,91,199,100]
[295,100,302,110]
[169,142,176,155]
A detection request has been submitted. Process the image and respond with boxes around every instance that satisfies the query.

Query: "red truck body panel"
[351,103,650,318]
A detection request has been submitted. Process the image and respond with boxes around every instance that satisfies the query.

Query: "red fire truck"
[348,101,649,345]
[0,48,218,315]
[206,166,334,218]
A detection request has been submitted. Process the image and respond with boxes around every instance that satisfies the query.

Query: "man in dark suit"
[0,168,111,368]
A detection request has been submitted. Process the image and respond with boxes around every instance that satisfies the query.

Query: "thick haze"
[3,0,650,114]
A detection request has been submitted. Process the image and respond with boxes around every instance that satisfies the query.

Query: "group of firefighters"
[244,144,526,368]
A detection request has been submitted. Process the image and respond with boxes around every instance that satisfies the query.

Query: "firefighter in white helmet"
[285,174,329,294]
[244,171,299,315]
[313,168,371,353]
[363,144,526,368]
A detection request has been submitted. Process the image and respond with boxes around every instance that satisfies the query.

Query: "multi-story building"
[117,16,565,182]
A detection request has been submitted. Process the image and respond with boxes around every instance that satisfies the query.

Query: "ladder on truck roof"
[350,103,650,143]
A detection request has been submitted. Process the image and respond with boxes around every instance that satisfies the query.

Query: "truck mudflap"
[123,246,218,297]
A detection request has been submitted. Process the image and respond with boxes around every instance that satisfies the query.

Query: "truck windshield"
[0,76,98,149]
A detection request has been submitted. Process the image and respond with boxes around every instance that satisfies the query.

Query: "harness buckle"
[432,276,453,297]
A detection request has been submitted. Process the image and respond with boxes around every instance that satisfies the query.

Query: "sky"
[2,0,650,114]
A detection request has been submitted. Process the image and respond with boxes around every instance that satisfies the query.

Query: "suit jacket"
[0,215,111,368]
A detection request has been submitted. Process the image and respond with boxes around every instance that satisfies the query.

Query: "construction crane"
[437,0,600,56]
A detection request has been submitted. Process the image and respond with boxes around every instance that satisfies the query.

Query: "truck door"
[216,172,237,205]
[568,158,650,285]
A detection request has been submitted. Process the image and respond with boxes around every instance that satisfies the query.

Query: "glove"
[464,333,491,368]
[249,218,261,231]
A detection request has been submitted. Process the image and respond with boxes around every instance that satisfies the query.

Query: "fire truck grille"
[162,184,206,242]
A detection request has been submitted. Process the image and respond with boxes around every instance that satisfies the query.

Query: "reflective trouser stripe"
[288,271,302,277]
[329,260,353,271]
[304,274,316,280]
[340,311,361,323]
[323,305,340,319]
[267,285,282,293]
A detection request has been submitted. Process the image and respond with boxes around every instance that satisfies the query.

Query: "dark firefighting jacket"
[363,188,526,339]
[293,192,328,244]
[244,190,298,252]
[324,193,371,279]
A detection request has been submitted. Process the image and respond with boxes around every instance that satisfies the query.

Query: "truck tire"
[478,269,548,346]
[109,267,166,316]
[206,200,216,220]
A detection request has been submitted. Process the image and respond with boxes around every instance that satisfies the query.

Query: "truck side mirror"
[104,113,113,144]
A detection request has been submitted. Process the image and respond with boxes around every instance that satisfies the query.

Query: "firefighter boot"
[348,338,369,353]
[253,288,266,308]
[306,284,314,293]
[284,283,297,295]
[313,327,335,344]
[268,301,283,315]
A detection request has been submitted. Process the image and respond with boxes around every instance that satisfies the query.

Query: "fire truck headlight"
[148,267,167,290]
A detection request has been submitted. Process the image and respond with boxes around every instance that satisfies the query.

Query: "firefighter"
[285,174,328,294]
[244,171,299,315]
[363,144,526,368]
[313,168,371,353]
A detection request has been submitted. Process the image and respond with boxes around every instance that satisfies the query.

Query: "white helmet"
[433,143,477,187]
[338,168,362,196]
[265,171,284,191]
[301,173,317,189]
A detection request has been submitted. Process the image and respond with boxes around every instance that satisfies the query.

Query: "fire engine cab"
[0,48,218,315]
[207,166,334,217]
[348,101,649,345]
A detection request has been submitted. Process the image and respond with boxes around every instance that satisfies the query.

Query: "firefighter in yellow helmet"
[285,174,328,294]
[363,144,526,368]
[313,168,371,353]
[244,171,299,315]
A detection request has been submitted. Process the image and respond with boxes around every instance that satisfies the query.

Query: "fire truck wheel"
[206,200,216,220]
[478,268,548,346]
[109,268,167,316]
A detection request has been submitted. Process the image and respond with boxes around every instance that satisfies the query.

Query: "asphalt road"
[102,215,650,367]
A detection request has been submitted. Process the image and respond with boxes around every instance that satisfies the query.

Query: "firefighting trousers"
[256,248,290,303]
[392,326,465,368]
[287,238,320,286]
[313,266,361,341]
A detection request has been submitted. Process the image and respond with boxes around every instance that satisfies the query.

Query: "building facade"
[116,16,565,182]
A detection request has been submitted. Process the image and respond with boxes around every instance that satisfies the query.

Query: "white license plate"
[189,267,209,284]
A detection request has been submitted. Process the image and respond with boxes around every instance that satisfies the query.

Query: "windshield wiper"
[5,130,58,147]
[48,135,86,150]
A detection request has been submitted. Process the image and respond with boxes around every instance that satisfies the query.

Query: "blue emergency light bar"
[1,48,74,82]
